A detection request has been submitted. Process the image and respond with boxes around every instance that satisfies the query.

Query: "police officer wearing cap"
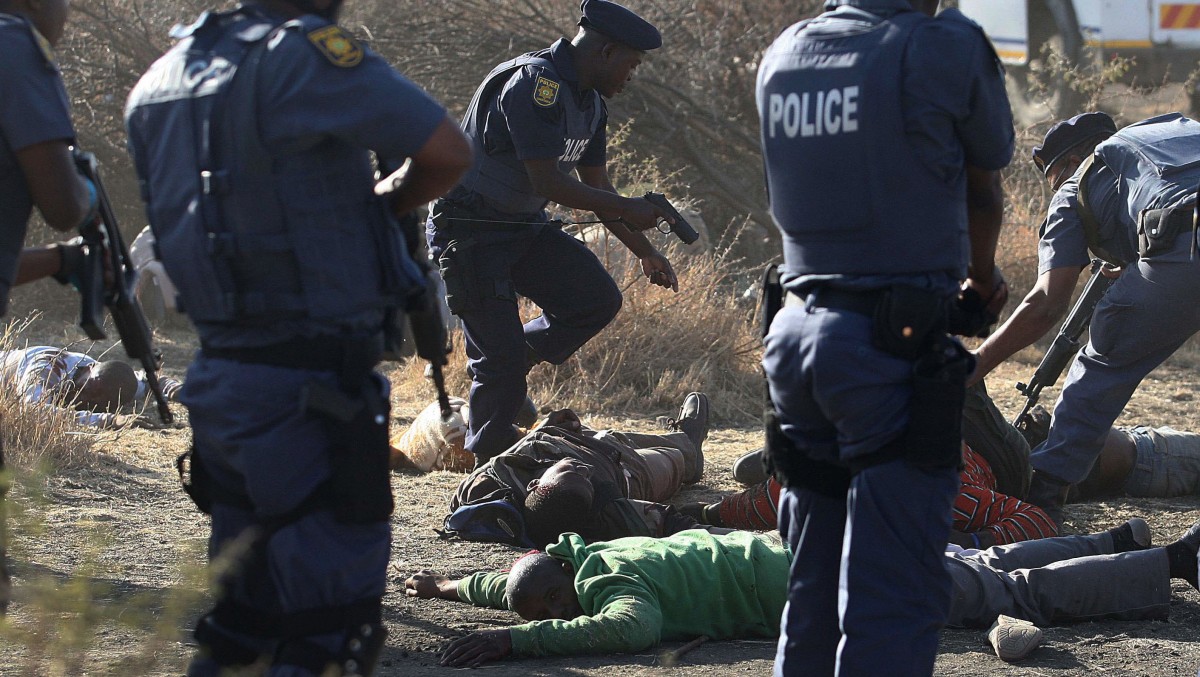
[972,111,1200,526]
[0,0,107,616]
[756,0,1013,674]
[429,0,676,466]
[125,0,471,674]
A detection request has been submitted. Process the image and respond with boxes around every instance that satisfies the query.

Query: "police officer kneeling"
[756,0,1014,674]
[429,0,678,467]
[125,0,471,674]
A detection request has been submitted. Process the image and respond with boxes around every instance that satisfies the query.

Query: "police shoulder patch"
[533,76,561,108]
[307,25,364,68]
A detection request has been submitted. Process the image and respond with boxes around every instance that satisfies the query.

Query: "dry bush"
[389,241,762,425]
[0,326,95,473]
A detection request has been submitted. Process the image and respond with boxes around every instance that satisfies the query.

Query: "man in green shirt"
[405,521,1200,667]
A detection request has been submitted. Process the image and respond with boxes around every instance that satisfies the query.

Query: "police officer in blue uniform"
[125,0,471,674]
[756,1,1014,674]
[430,0,677,466]
[1,0,100,615]
[972,111,1200,527]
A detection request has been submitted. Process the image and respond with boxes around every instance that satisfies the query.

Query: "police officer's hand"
[963,265,1008,321]
[620,196,671,232]
[440,629,513,667]
[641,253,678,292]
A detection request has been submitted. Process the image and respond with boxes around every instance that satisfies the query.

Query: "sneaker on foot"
[667,393,709,483]
[732,447,768,486]
[987,615,1042,662]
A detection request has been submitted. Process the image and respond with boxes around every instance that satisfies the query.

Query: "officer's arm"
[574,165,656,257]
[524,159,663,232]
[964,166,1004,294]
[575,165,678,291]
[969,266,1082,384]
[15,140,92,232]
[13,245,68,286]
[383,116,472,217]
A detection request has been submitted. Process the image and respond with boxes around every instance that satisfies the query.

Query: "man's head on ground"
[525,458,595,546]
[69,360,137,413]
[572,0,659,98]
[505,552,583,622]
[0,0,71,46]
[1033,112,1118,190]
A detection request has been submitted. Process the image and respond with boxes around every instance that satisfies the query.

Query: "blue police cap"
[1032,112,1117,174]
[578,0,662,51]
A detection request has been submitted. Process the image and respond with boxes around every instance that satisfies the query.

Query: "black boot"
[1026,470,1070,530]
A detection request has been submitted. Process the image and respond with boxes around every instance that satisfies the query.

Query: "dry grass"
[389,241,763,426]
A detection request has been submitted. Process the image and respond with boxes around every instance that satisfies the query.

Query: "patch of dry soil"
[1,324,1199,676]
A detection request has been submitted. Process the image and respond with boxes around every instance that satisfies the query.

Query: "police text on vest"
[767,87,859,138]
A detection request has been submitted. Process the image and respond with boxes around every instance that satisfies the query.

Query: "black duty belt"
[201,334,381,372]
[432,199,546,232]
[785,287,883,317]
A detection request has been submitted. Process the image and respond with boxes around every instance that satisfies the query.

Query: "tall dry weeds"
[389,240,763,425]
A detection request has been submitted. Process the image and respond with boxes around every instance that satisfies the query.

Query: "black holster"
[900,336,972,470]
[302,375,393,524]
[763,409,851,498]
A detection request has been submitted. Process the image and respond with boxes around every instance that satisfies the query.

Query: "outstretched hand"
[403,569,457,600]
[440,629,513,668]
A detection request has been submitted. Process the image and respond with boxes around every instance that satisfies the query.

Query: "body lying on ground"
[405,521,1200,667]
[0,346,181,428]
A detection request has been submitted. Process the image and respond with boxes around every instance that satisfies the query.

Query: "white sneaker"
[987,615,1043,662]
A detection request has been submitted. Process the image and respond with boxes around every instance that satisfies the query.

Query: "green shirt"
[458,529,791,656]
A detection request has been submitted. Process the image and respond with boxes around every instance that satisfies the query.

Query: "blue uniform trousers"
[766,303,959,676]
[429,221,621,460]
[1034,233,1200,484]
[181,356,390,677]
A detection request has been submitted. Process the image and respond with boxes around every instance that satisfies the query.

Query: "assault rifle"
[643,192,700,245]
[1013,259,1114,432]
[71,150,173,424]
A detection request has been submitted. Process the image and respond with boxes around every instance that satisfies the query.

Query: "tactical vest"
[128,9,420,327]
[759,9,968,278]
[454,50,603,217]
[1076,113,1200,265]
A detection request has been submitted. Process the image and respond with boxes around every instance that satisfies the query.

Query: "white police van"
[959,0,1200,124]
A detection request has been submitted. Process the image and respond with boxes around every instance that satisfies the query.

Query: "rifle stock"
[1013,259,1115,428]
[72,150,174,424]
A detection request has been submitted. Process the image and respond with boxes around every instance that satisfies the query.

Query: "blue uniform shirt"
[485,39,607,167]
[126,5,448,347]
[446,38,606,218]
[758,0,1013,293]
[0,14,74,315]
[1039,113,1200,273]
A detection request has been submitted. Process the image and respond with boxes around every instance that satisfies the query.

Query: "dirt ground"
[2,317,1200,676]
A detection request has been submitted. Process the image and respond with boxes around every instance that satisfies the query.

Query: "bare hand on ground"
[440,629,513,667]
